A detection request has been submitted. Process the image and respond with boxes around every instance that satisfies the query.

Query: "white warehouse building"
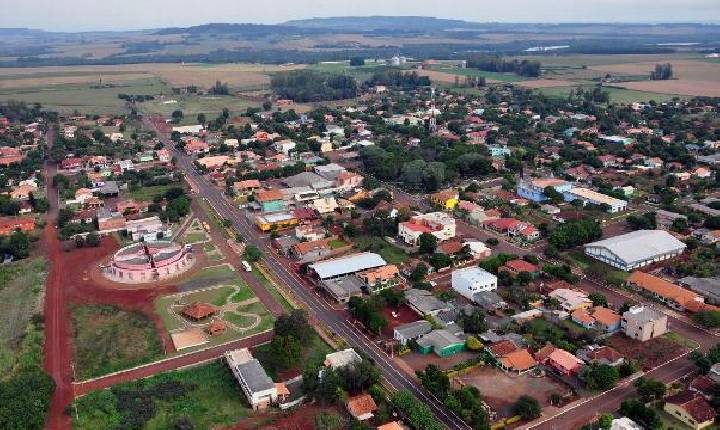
[584,230,686,271]
[452,267,498,300]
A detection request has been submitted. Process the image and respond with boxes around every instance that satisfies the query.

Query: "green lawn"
[230,286,255,303]
[72,361,252,430]
[71,304,164,380]
[155,285,236,332]
[128,184,175,201]
[328,239,349,249]
[352,235,409,265]
[176,264,237,290]
[252,265,294,312]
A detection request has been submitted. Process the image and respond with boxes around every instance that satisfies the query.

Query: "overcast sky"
[3,0,720,32]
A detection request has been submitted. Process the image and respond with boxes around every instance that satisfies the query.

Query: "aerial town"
[1,6,720,430]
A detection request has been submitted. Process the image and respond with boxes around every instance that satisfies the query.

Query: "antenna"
[429,87,437,132]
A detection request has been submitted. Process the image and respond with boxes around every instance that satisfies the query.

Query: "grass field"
[71,304,164,380]
[0,77,169,114]
[72,360,252,429]
[180,219,210,245]
[352,235,409,265]
[0,258,47,376]
[140,94,260,120]
[536,85,682,104]
[127,184,175,201]
[435,66,528,82]
[252,265,294,313]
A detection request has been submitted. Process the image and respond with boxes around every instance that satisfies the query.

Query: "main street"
[170,150,471,429]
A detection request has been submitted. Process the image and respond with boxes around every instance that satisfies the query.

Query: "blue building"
[488,145,511,157]
[516,178,572,202]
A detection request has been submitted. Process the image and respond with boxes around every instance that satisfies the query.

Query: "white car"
[241,260,252,272]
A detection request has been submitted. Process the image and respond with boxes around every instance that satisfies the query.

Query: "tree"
[428,253,452,271]
[548,219,602,250]
[409,263,429,283]
[619,399,661,430]
[544,186,564,204]
[465,335,482,351]
[0,369,55,430]
[650,63,673,80]
[196,113,206,124]
[418,233,438,254]
[513,395,541,420]
[589,292,608,307]
[417,365,450,399]
[85,232,101,247]
[350,57,365,66]
[243,245,262,262]
[582,363,619,391]
[268,335,302,370]
[274,309,313,343]
[460,308,487,334]
[634,377,666,402]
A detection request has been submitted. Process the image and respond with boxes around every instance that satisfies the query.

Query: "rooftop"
[584,230,686,265]
[310,252,387,279]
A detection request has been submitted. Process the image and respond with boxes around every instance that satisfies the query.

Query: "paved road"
[171,151,471,430]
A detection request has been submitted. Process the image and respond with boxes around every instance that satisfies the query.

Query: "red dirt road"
[73,330,273,396]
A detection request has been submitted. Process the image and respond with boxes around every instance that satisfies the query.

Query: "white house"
[398,212,456,246]
[452,267,498,301]
[226,349,278,410]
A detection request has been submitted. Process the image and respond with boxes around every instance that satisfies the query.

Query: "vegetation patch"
[71,304,164,380]
[72,361,251,430]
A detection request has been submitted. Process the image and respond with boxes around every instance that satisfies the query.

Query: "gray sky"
[2,0,720,32]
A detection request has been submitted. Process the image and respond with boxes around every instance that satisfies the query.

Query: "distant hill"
[154,22,343,36]
[281,16,481,31]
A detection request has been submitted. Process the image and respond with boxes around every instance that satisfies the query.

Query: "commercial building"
[356,264,401,293]
[451,267,498,301]
[516,178,572,202]
[309,252,387,281]
[103,241,194,284]
[563,187,627,213]
[404,289,452,317]
[584,230,686,271]
[226,348,282,410]
[621,305,668,342]
[398,212,456,246]
[319,276,364,303]
[254,212,298,232]
[416,329,465,357]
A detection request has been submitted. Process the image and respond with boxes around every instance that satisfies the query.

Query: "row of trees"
[548,219,602,250]
[365,70,431,90]
[466,55,541,77]
[271,70,358,102]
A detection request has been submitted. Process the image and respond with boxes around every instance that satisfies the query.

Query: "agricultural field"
[72,360,252,430]
[0,258,48,375]
[71,304,165,380]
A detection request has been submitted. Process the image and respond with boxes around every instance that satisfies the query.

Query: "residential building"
[584,230,686,271]
[290,239,333,263]
[482,218,540,241]
[233,179,262,197]
[577,345,624,367]
[226,348,278,410]
[610,418,643,430]
[548,289,592,312]
[398,212,456,245]
[430,190,459,211]
[394,320,433,346]
[621,305,668,342]
[405,289,452,317]
[451,267,498,301]
[346,394,378,421]
[319,277,364,303]
[679,277,720,305]
[500,259,540,275]
[656,209,687,231]
[627,271,712,312]
[324,348,362,370]
[664,391,716,430]
[357,264,401,293]
[486,340,536,374]
[538,346,584,376]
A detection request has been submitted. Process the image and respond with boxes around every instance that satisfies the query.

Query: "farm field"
[71,304,165,380]
[140,94,260,120]
[0,77,169,114]
[536,85,683,104]
[72,360,252,430]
